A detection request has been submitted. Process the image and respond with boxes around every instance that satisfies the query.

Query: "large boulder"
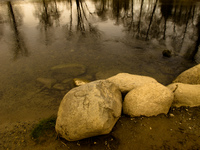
[168,83,200,107]
[55,80,122,141]
[107,73,158,93]
[173,64,200,84]
[123,83,174,117]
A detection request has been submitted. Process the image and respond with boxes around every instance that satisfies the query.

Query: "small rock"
[169,113,175,117]
[73,78,90,87]
[77,143,80,146]
[162,49,172,57]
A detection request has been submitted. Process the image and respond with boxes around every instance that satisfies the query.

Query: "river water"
[0,0,199,126]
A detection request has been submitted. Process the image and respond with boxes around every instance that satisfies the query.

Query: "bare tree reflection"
[160,0,173,39]
[182,6,193,44]
[184,14,200,60]
[34,0,61,29]
[193,15,200,60]
[64,0,101,41]
[137,0,144,36]
[145,0,158,40]
[7,1,28,60]
[95,0,109,21]
[33,0,61,45]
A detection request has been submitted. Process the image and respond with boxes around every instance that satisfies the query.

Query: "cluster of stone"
[55,64,200,141]
[36,64,90,91]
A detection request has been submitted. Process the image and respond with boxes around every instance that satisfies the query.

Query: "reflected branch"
[137,0,143,35]
[146,0,158,40]
[7,1,28,60]
[180,5,193,49]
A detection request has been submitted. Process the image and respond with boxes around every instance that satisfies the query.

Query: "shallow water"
[0,0,199,126]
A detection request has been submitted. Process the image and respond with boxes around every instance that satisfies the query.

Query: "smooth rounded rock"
[173,64,200,84]
[107,73,158,93]
[168,83,200,107]
[123,83,174,117]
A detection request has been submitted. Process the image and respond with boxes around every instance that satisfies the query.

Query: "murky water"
[0,0,199,126]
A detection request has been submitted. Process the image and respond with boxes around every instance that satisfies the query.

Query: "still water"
[0,0,199,125]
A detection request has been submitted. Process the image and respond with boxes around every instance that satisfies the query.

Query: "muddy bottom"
[1,106,200,150]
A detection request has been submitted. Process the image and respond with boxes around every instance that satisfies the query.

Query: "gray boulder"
[107,73,157,93]
[168,83,200,107]
[55,80,122,141]
[123,83,174,117]
[173,64,200,84]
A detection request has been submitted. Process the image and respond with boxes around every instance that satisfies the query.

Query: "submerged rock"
[123,83,174,117]
[107,73,158,93]
[51,64,86,81]
[173,64,200,84]
[55,80,122,141]
[168,83,200,107]
[36,77,56,89]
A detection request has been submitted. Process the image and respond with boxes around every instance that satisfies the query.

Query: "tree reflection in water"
[0,0,199,62]
[64,0,101,41]
[93,0,200,61]
[33,0,61,45]
[7,1,28,60]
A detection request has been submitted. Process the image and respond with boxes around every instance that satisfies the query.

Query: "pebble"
[77,142,80,146]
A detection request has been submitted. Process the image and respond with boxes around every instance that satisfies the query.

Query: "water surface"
[0,0,199,125]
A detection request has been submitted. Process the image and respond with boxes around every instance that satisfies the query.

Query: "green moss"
[31,116,57,140]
